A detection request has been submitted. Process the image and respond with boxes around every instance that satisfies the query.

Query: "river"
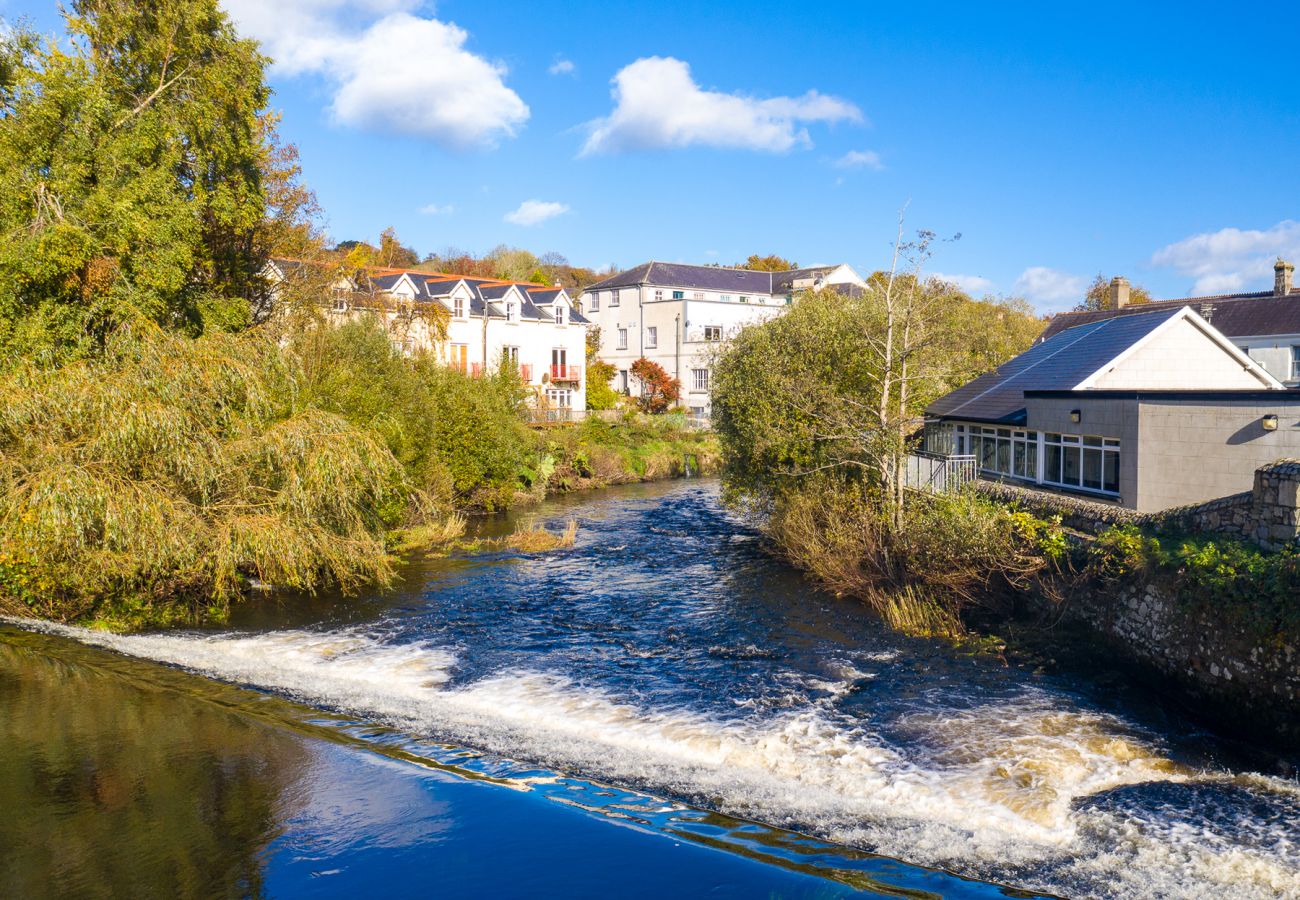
[4,480,1299,898]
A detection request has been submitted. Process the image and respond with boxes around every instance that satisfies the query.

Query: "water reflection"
[0,638,306,899]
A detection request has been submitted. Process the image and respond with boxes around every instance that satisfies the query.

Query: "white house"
[267,260,588,412]
[579,261,865,416]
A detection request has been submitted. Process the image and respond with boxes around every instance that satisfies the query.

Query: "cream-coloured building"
[579,261,865,416]
[267,260,588,412]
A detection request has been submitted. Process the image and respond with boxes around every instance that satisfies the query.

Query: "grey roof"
[1039,290,1300,341]
[771,266,840,294]
[587,261,776,294]
[928,308,1183,424]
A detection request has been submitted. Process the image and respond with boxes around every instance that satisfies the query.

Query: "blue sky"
[5,1,1299,312]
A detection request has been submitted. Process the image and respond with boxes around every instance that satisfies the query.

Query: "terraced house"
[924,262,1300,512]
[580,260,865,416]
[266,259,589,412]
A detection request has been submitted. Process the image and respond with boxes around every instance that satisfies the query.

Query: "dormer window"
[506,300,519,322]
[453,296,465,318]
[556,304,568,325]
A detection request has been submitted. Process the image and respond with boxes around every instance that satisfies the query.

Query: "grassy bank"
[0,320,717,630]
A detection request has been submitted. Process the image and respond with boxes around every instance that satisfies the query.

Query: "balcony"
[519,363,534,382]
[549,364,582,382]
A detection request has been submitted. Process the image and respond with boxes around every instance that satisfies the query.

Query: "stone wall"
[976,459,1300,549]
[1055,578,1300,748]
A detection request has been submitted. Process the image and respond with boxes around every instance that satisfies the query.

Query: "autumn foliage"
[630,357,681,414]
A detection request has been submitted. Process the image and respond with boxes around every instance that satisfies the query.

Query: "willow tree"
[0,0,271,363]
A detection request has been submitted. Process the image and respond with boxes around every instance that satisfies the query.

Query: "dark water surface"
[5,480,1299,898]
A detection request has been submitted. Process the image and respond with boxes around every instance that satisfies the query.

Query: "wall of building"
[1024,397,1141,506]
[1134,398,1300,510]
[1239,334,1300,386]
[1089,316,1271,389]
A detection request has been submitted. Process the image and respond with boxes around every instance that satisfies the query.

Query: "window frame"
[616,328,628,350]
[645,326,657,349]
[691,368,710,392]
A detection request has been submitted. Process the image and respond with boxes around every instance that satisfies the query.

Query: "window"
[610,290,621,307]
[739,295,750,304]
[1292,346,1300,380]
[501,346,519,367]
[692,292,704,301]
[555,303,567,325]
[720,294,732,302]
[654,290,664,301]
[588,294,599,313]
[646,326,657,349]
[331,291,349,313]
[689,406,706,418]
[968,427,1038,482]
[672,290,685,300]
[1042,432,1120,495]
[453,295,465,318]
[691,368,710,392]
[618,370,629,393]
[617,328,628,350]
[505,300,519,322]
[449,343,469,374]
[703,325,722,341]
[546,389,572,409]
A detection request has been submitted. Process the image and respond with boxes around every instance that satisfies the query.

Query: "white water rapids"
[22,620,1300,900]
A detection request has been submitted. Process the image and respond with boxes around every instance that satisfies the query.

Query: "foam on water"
[18,618,1300,899]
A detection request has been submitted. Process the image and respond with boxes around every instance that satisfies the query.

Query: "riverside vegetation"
[0,1,716,629]
[711,226,1300,669]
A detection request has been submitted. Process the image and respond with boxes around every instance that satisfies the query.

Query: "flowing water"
[5,479,1299,898]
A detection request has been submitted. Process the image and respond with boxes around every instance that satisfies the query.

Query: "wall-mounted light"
[1263,414,1279,432]
[1069,409,1082,424]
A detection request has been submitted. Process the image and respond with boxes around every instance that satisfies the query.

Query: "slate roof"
[928,308,1183,424]
[1039,290,1300,341]
[587,261,780,294]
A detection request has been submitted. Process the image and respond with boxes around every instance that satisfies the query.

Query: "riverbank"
[7,480,1296,900]
[0,320,717,630]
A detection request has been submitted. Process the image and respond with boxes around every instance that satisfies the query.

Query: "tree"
[377,227,419,268]
[586,359,620,410]
[737,254,798,272]
[0,0,272,361]
[630,357,681,414]
[1074,274,1152,312]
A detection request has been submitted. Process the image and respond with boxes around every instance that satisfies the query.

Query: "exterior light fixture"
[1263,414,1279,432]
[1069,409,1082,424]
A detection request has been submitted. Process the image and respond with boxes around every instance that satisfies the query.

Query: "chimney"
[1109,276,1131,309]
[1275,259,1294,296]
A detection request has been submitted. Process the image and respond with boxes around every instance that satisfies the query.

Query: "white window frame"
[654,290,664,301]
[452,295,466,318]
[610,289,620,308]
[505,300,519,322]
[691,368,710,392]
[588,294,599,313]
[1041,432,1121,496]
[645,326,657,349]
[545,388,572,409]
[556,304,567,325]
[702,325,722,342]
[1291,345,1300,381]
[617,328,628,350]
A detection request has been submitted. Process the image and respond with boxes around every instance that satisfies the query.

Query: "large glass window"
[1043,433,1120,495]
[970,426,1037,483]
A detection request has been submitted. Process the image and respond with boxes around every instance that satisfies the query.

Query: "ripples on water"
[16,481,1300,899]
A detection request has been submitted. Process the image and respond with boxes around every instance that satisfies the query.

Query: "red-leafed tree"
[630,357,681,414]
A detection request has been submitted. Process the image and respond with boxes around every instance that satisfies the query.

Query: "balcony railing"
[904,451,977,494]
[549,364,582,382]
[519,363,533,382]
[470,362,484,378]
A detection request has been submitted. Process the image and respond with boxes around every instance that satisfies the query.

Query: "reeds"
[499,518,578,553]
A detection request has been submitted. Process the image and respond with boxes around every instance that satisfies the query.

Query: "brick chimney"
[1109,276,1131,309]
[1275,259,1294,296]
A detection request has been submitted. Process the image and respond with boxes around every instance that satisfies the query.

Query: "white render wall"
[1238,334,1300,386]
[1089,316,1270,390]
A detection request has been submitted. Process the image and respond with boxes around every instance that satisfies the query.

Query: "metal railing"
[549,364,582,382]
[904,451,977,494]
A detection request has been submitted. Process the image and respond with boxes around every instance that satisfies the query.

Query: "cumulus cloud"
[504,200,570,226]
[834,149,884,170]
[1014,266,1087,312]
[1150,220,1300,295]
[418,202,454,215]
[221,1,528,149]
[581,57,861,156]
[933,272,996,296]
[549,57,576,76]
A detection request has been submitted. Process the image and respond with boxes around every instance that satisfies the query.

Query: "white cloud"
[221,1,528,149]
[418,203,454,215]
[834,149,884,171]
[933,272,996,296]
[581,57,861,156]
[549,57,576,76]
[1014,266,1087,312]
[1150,220,1300,295]
[504,199,570,226]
